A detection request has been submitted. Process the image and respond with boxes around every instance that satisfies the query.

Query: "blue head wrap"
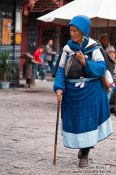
[68,15,90,37]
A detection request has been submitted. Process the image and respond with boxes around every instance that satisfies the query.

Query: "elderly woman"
[53,15,112,168]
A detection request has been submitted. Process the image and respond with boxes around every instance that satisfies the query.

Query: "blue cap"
[68,15,90,37]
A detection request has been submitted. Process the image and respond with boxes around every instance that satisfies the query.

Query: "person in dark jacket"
[54,15,112,168]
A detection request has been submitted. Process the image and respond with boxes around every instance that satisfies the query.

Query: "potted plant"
[0,50,15,89]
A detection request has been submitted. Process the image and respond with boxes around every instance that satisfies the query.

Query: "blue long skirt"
[61,79,112,148]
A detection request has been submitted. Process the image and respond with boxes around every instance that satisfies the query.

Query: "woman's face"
[69,25,83,44]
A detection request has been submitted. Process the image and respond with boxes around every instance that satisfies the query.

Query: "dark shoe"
[79,157,88,168]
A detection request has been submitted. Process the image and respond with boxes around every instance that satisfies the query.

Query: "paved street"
[0,81,116,175]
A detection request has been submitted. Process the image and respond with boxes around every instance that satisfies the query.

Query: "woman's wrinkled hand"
[56,89,63,102]
[76,51,86,66]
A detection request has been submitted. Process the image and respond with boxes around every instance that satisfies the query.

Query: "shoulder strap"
[65,54,74,77]
[85,42,102,54]
[52,51,63,77]
[52,50,70,77]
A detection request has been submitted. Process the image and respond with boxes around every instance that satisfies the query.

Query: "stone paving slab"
[0,81,116,175]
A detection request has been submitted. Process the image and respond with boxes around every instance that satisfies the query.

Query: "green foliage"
[0,50,15,82]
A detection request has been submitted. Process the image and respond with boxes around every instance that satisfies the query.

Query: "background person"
[45,39,56,74]
[39,52,47,82]
[99,33,110,50]
[34,47,44,81]
[98,33,115,92]
[106,46,116,65]
[23,53,35,88]
[106,46,116,102]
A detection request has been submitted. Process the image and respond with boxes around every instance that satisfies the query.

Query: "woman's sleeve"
[53,51,67,92]
[83,48,106,78]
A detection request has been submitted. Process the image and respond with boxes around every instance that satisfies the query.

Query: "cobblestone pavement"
[0,81,116,175]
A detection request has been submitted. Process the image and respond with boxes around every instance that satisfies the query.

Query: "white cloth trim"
[61,117,112,148]
[92,49,104,62]
[63,45,75,54]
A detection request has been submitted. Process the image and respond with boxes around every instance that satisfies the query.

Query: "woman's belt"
[66,77,98,88]
[66,77,98,83]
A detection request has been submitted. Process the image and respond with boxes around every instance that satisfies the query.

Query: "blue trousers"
[48,61,54,74]
[34,64,38,79]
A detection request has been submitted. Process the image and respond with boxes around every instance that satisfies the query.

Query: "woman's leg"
[78,147,93,167]
[48,61,54,74]
[39,66,46,80]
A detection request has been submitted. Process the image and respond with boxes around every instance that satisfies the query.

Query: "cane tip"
[53,160,56,165]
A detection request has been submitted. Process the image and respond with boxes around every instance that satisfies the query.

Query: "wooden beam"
[31,0,62,12]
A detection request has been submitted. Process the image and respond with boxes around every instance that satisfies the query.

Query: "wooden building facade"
[0,0,24,86]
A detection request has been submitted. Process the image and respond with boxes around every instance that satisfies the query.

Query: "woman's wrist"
[56,89,63,95]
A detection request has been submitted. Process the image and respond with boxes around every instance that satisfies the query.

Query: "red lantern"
[23,0,38,16]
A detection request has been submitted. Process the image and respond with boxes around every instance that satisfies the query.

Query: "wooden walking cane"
[53,100,61,165]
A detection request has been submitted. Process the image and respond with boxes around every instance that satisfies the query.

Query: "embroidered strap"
[65,53,74,77]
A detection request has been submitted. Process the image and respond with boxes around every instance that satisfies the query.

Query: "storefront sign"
[2,18,11,45]
[15,33,22,45]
